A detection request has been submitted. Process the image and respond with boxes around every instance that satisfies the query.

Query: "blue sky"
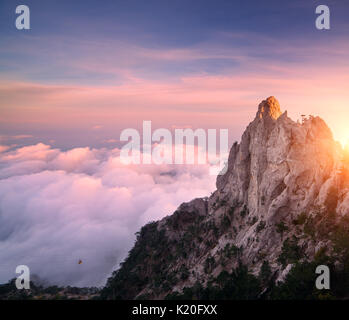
[1,0,348,83]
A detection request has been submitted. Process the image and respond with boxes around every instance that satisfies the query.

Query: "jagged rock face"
[102,97,349,300]
[213,96,343,273]
[217,96,341,219]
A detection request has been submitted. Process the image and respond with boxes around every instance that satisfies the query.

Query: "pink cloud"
[1,37,349,146]
[1,62,349,138]
[0,146,10,153]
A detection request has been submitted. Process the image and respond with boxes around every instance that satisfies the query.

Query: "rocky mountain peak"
[217,97,341,222]
[101,97,349,300]
[256,96,282,120]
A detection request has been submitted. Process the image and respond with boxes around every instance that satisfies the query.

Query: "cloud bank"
[0,143,215,287]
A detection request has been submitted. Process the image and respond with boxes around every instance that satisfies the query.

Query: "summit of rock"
[256,96,282,120]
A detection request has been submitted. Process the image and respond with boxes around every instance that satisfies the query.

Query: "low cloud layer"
[0,143,215,287]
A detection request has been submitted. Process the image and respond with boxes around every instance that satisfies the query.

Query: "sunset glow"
[1,0,349,302]
[1,1,349,149]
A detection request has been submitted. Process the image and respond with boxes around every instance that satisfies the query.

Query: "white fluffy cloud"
[0,143,215,287]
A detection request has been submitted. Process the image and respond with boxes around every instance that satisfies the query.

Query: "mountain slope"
[101,97,349,300]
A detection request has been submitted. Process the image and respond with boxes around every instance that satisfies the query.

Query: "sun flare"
[339,138,349,150]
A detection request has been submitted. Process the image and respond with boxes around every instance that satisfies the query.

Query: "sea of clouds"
[0,143,216,287]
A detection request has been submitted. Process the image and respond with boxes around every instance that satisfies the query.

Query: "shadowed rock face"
[102,97,349,300]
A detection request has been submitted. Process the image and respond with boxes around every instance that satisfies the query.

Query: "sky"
[0,0,349,287]
[0,0,349,148]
